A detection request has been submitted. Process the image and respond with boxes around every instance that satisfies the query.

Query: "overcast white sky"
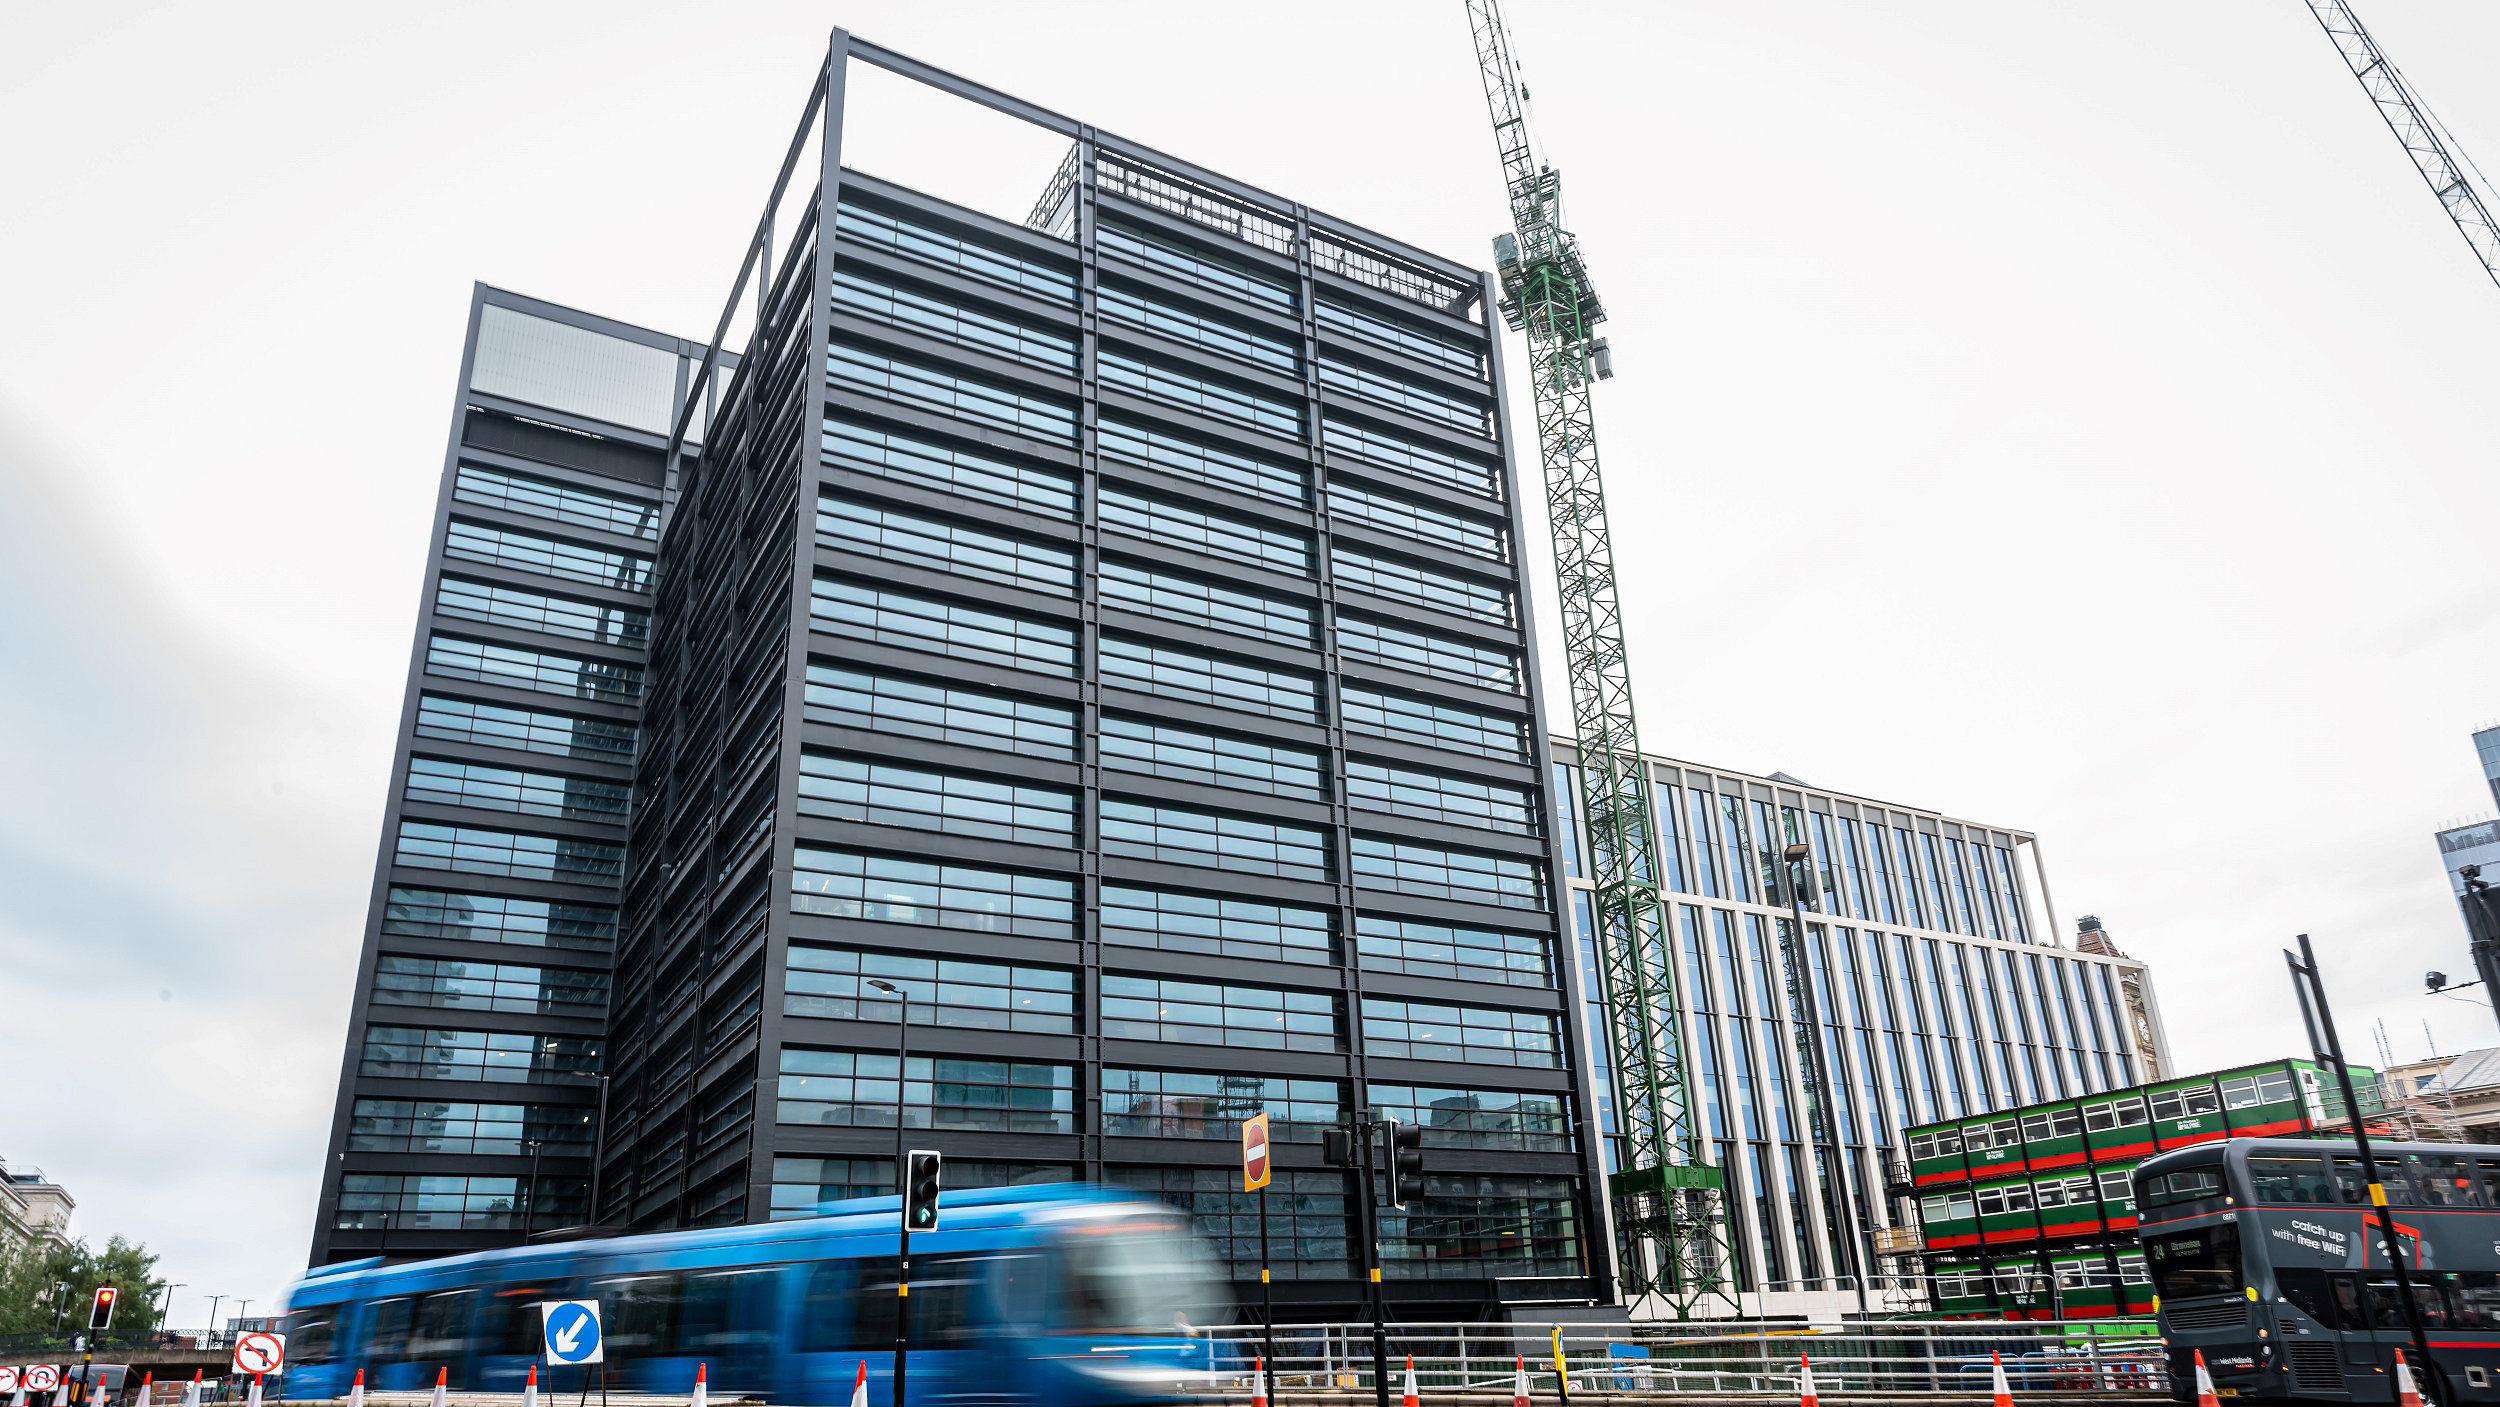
[6,0,2500,1318]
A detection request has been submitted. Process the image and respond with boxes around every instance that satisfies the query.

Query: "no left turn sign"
[0,1368,21,1394]
[233,1332,287,1376]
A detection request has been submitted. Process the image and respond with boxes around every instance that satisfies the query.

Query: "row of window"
[333,1174,588,1230]
[372,955,609,1018]
[359,1026,601,1083]
[405,757,628,825]
[415,693,636,762]
[446,520,653,593]
[380,887,616,951]
[1910,1071,2300,1160]
[452,464,660,541]
[346,1099,595,1155]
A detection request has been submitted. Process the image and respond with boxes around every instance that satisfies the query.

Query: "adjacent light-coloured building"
[0,1160,74,1249]
[1549,744,2171,1319]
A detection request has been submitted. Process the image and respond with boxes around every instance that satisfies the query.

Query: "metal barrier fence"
[1196,1320,2169,1395]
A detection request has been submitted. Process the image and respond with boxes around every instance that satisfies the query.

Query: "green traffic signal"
[904,1149,943,1231]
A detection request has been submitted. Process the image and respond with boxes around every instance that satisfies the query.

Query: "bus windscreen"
[2144,1222,2241,1299]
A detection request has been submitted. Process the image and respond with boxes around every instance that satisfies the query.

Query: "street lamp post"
[159,1284,186,1333]
[865,978,912,1407]
[203,1297,224,1345]
[52,1281,70,1336]
[1781,841,1870,1318]
[522,1140,545,1243]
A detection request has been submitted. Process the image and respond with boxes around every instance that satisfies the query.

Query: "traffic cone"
[245,1375,263,1407]
[139,1373,153,1407]
[428,1367,445,1407]
[2392,1350,2422,1407]
[522,1364,539,1407]
[183,1371,202,1407]
[1989,1351,2013,1407]
[342,1372,359,1407]
[1251,1358,1267,1407]
[848,1361,867,1407]
[1799,1354,1819,1407]
[53,1372,68,1407]
[1403,1355,1418,1407]
[1512,1355,1531,1407]
[690,1362,707,1407]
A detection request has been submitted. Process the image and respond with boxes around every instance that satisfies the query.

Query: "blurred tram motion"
[277,1184,1230,1406]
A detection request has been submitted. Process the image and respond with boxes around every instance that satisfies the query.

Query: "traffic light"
[1321,1127,1354,1168]
[1387,1120,1424,1209]
[89,1286,117,1331]
[904,1149,943,1231]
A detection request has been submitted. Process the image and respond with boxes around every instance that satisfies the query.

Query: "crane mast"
[1464,0,1737,1315]
[2306,0,2500,288]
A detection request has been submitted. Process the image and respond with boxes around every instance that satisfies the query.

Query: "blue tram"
[276,1183,1230,1406]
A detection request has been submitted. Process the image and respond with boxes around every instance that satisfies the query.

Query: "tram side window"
[409,1291,478,1364]
[2333,1156,2419,1205]
[2454,1272,2500,1330]
[2138,1167,2224,1210]
[483,1286,555,1356]
[799,1261,858,1353]
[2246,1156,2333,1204]
[284,1309,338,1366]
[2411,1153,2482,1207]
[593,1273,682,1355]
[677,1269,780,1354]
[854,1255,986,1347]
[364,1297,415,1362]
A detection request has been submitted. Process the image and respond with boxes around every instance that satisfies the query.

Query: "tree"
[0,1236,165,1339]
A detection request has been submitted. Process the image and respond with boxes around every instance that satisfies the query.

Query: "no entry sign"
[1241,1111,1271,1191]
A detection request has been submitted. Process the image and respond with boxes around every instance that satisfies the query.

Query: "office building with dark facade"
[308,35,1612,1319]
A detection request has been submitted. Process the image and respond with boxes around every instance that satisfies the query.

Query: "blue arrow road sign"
[541,1300,604,1365]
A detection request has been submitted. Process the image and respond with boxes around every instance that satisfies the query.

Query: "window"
[1354,915,1551,987]
[784,945,1074,1034]
[2248,1155,2335,1204]
[1098,417,1305,503]
[797,752,1075,847]
[1338,613,1517,691]
[382,888,616,951]
[2138,1166,2226,1209]
[1102,717,1325,797]
[1320,416,1500,498]
[1380,1173,1580,1280]
[769,1158,1072,1219]
[348,1100,596,1155]
[335,1174,585,1231]
[832,268,1077,369]
[829,343,1077,442]
[445,521,653,592]
[1317,352,1488,435]
[1326,481,1505,560]
[1974,1182,2034,1215]
[394,822,624,883]
[2034,1175,2095,1209]
[1101,886,1332,965]
[2080,1096,2148,1131]
[1341,686,1526,759]
[1098,635,1318,718]
[1100,975,1341,1051]
[1100,559,1312,645]
[776,1049,1074,1133]
[1316,299,1479,375]
[415,694,635,762]
[2220,1069,2296,1108]
[1100,799,1329,879]
[1099,487,1310,572]
[359,1027,600,1083]
[434,578,647,647]
[1098,221,1295,309]
[405,757,629,824]
[820,417,1075,517]
[817,497,1074,595]
[1331,547,1510,624]
[1961,1118,2017,1149]
[1103,1070,1342,1142]
[425,635,642,702]
[1108,1167,1347,1282]
[790,847,1074,939]
[373,956,608,1017]
[834,201,1076,301]
[2142,1224,2241,1300]
[1918,1190,1975,1225]
[1099,350,1302,437]
[1099,283,1298,371]
[1366,1085,1569,1152]
[1350,835,1545,909]
[1345,759,1536,834]
[1359,999,1560,1067]
[2098,1168,2136,1207]
[810,576,1076,675]
[2019,1106,2083,1141]
[803,665,1074,758]
[2147,1084,2221,1120]
[453,465,659,539]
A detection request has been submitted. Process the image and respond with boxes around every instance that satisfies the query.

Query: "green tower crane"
[1463,0,1739,1315]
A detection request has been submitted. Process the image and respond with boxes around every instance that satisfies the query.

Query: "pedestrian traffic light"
[904,1150,942,1231]
[1321,1127,1354,1168]
[89,1286,117,1331]
[1388,1120,1424,1209]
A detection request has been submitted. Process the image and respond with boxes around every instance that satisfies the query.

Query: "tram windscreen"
[1056,1221,1228,1333]
[2145,1223,2242,1300]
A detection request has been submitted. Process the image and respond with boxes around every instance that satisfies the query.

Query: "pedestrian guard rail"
[1199,1319,2168,1396]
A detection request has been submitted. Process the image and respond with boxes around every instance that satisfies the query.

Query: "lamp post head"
[1782,843,1810,863]
[865,979,902,998]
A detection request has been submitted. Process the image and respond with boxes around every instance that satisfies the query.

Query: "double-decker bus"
[2138,1137,2500,1404]
[274,1183,1228,1406]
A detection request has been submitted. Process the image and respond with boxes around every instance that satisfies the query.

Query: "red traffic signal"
[89,1286,118,1331]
